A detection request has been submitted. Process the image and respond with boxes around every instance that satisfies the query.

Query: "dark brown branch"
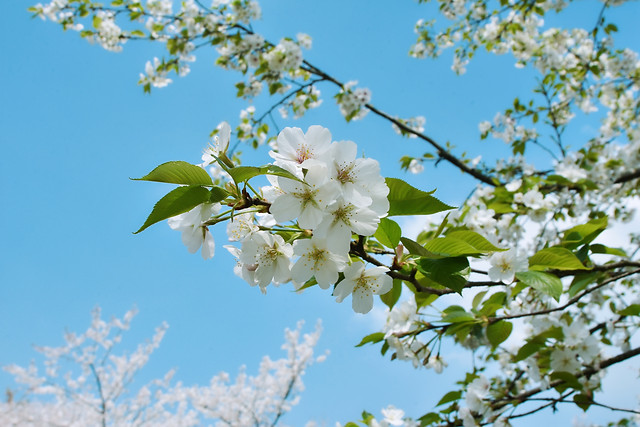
[551,260,640,278]
[614,168,640,184]
[300,62,500,187]
[492,345,640,411]
[490,268,640,323]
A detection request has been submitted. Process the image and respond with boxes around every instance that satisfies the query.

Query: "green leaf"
[400,237,430,257]
[487,321,513,348]
[562,216,608,250]
[447,231,505,252]
[514,340,543,362]
[355,332,385,347]
[529,247,589,271]
[551,371,583,392]
[516,271,563,301]
[418,413,441,424]
[228,164,304,184]
[589,244,627,257]
[441,307,474,323]
[209,186,229,203]
[374,218,402,248]
[134,186,211,234]
[618,304,640,316]
[133,161,213,186]
[380,279,402,309]
[385,177,455,216]
[417,257,469,293]
[436,390,462,406]
[417,256,468,276]
[568,272,599,297]
[296,277,318,292]
[573,393,592,411]
[423,231,505,257]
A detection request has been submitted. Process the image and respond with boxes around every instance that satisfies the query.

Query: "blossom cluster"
[170,125,392,314]
[335,81,372,121]
[1,308,324,427]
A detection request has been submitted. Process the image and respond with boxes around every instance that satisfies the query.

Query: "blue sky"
[1,1,639,425]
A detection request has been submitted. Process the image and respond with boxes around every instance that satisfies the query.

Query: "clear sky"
[1,1,639,425]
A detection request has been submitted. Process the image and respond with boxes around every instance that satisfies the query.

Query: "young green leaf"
[228,164,304,184]
[380,279,402,309]
[385,177,455,216]
[562,216,608,250]
[529,247,589,271]
[487,320,513,348]
[134,186,211,234]
[374,218,402,248]
[515,271,563,301]
[436,390,462,406]
[132,161,213,186]
[423,230,505,257]
[355,332,385,347]
[400,237,431,257]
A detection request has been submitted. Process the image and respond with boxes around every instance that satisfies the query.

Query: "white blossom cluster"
[170,125,392,314]
[1,308,324,427]
[336,81,372,121]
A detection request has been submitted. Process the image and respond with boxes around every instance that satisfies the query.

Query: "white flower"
[270,165,340,229]
[296,32,312,49]
[226,211,258,241]
[314,197,380,253]
[465,375,490,414]
[487,249,528,283]
[325,140,390,216]
[269,126,332,169]
[426,355,447,373]
[168,203,219,259]
[408,158,424,174]
[381,405,405,426]
[291,237,348,289]
[550,347,581,373]
[240,231,293,290]
[384,299,418,338]
[333,262,392,314]
[459,407,477,427]
[225,245,257,288]
[505,178,522,192]
[201,121,231,166]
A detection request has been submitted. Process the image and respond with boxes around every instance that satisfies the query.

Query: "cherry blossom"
[333,262,392,314]
[168,203,219,259]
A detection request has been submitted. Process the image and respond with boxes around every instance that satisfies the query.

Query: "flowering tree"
[27,0,640,426]
[1,307,323,426]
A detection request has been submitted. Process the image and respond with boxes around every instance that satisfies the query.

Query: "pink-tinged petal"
[200,229,215,259]
[352,285,374,314]
[270,194,302,224]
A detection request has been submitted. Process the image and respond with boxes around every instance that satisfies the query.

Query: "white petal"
[200,229,215,259]
[270,194,302,224]
[352,285,374,314]
[333,278,356,303]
